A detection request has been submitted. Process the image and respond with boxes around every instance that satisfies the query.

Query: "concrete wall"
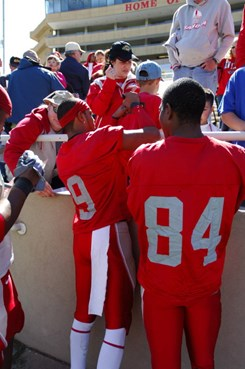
[10,193,245,368]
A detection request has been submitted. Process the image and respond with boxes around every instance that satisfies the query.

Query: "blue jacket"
[7,58,64,124]
[60,56,90,99]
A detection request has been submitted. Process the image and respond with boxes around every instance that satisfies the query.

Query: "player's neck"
[172,123,204,138]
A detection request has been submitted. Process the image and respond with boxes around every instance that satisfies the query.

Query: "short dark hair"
[161,78,206,124]
[204,88,214,106]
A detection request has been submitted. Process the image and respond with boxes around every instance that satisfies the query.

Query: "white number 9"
[67,175,96,220]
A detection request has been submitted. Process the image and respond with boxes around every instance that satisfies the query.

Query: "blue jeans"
[173,66,218,94]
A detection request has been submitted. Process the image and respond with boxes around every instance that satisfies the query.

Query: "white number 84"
[145,196,224,267]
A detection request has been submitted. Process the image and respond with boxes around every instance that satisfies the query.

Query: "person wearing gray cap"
[4,90,73,196]
[60,42,90,99]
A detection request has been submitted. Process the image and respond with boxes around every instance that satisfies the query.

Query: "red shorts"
[0,271,24,365]
[73,222,135,333]
[142,289,221,369]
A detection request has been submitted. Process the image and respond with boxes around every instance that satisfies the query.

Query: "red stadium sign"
[125,0,181,12]
[125,1,157,11]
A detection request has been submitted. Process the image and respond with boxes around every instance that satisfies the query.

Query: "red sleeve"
[117,105,158,130]
[0,214,5,242]
[86,78,117,116]
[139,94,162,129]
[236,5,245,69]
[0,86,12,116]
[4,109,49,174]
[217,59,226,83]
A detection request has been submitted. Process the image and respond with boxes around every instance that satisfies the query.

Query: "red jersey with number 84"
[127,136,245,304]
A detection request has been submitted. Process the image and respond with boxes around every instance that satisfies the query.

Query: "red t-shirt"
[56,126,130,233]
[236,5,245,69]
[216,57,236,96]
[127,136,245,304]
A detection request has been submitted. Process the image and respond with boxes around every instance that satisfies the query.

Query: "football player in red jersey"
[56,97,160,369]
[127,77,245,369]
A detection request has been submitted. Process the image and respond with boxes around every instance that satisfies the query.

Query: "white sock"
[70,319,94,369]
[97,328,126,369]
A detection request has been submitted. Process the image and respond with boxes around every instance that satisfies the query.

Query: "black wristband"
[14,177,34,196]
[130,102,144,109]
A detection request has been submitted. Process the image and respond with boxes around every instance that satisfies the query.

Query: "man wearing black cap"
[87,40,139,128]
[0,56,20,90]
[0,57,21,134]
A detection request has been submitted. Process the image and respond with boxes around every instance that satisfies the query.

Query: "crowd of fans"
[1,1,245,368]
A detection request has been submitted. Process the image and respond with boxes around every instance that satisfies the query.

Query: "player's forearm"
[3,170,40,235]
[122,126,160,151]
[222,112,245,131]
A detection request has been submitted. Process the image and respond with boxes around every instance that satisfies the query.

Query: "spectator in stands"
[216,37,237,131]
[216,38,237,107]
[201,89,220,132]
[46,54,67,88]
[112,60,162,129]
[4,90,73,195]
[95,49,105,65]
[219,65,245,148]
[0,56,20,89]
[6,49,64,126]
[60,42,90,99]
[236,5,245,69]
[83,52,104,82]
[90,49,106,81]
[0,56,21,134]
[86,40,139,128]
[164,0,234,94]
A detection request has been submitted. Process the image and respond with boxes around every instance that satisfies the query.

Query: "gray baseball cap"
[43,90,74,107]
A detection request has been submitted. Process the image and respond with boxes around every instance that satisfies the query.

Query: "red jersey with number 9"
[56,125,130,233]
[127,136,245,304]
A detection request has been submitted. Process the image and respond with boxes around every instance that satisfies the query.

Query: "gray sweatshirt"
[164,0,235,68]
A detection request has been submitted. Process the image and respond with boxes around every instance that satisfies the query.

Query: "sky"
[0,0,45,74]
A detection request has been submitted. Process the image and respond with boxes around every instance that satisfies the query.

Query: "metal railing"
[1,132,245,144]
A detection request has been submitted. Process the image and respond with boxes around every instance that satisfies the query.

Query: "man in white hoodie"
[164,0,234,94]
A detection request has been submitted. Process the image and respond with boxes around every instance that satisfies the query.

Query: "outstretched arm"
[0,151,45,238]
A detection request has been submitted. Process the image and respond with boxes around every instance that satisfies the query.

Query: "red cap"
[0,85,12,116]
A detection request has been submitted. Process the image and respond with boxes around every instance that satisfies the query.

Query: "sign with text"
[125,0,181,12]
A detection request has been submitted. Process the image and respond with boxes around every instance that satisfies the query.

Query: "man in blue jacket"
[60,42,90,99]
[7,49,64,125]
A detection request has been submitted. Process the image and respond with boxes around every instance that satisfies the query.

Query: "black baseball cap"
[9,56,20,67]
[109,41,138,61]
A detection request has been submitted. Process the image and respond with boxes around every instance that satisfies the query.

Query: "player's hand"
[36,181,56,197]
[14,150,46,191]
[122,92,141,111]
[105,65,116,80]
[200,58,217,71]
[112,105,128,120]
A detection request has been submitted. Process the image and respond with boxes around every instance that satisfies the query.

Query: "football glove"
[14,150,46,191]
